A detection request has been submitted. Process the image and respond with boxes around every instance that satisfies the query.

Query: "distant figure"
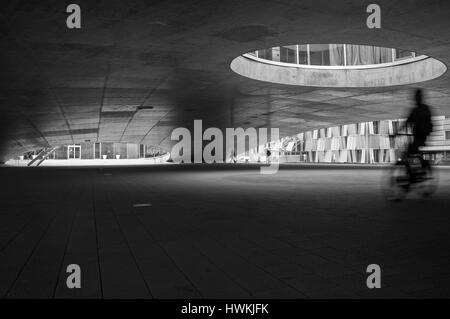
[229,149,237,163]
[404,89,433,155]
[266,148,271,164]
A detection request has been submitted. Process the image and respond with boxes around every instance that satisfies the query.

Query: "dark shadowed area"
[1,164,450,298]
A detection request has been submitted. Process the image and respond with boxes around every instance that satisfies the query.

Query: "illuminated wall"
[278,116,450,163]
[244,116,450,164]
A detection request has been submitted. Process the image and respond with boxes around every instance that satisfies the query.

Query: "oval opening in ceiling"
[231,44,447,88]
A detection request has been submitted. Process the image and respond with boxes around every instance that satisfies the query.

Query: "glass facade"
[94,142,101,159]
[396,49,414,60]
[101,142,114,159]
[249,44,420,67]
[243,116,449,164]
[309,44,331,66]
[20,142,164,160]
[298,45,308,64]
[280,45,297,63]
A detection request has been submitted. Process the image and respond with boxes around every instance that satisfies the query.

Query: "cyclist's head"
[414,88,423,106]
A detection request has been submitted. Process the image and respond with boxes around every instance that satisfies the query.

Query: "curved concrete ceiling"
[1,0,450,161]
[231,55,447,87]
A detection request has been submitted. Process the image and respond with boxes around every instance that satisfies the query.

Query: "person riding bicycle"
[385,89,437,199]
[397,89,434,184]
[401,89,433,156]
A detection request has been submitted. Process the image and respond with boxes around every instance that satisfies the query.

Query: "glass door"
[68,145,81,159]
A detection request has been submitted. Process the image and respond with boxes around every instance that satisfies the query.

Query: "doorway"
[67,145,81,159]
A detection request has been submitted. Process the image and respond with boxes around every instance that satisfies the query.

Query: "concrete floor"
[1,164,450,299]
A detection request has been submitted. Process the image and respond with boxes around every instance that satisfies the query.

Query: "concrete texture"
[231,55,447,87]
[2,0,450,161]
[1,164,450,298]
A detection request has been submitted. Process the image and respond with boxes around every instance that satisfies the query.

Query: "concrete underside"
[2,0,450,161]
[1,164,450,298]
[231,55,447,87]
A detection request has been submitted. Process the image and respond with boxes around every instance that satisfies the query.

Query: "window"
[392,121,399,134]
[249,44,419,67]
[373,121,379,134]
[329,44,345,66]
[373,149,380,163]
[298,45,308,64]
[346,45,394,66]
[379,47,393,63]
[395,49,413,60]
[94,143,101,159]
[139,144,146,158]
[280,45,297,63]
[356,150,362,163]
[257,49,272,60]
[309,44,330,66]
[270,47,280,62]
[239,44,441,88]
[446,131,450,140]
[101,143,114,159]
[67,145,81,159]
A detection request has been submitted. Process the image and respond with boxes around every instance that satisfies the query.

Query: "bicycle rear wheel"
[417,162,439,198]
[383,162,409,201]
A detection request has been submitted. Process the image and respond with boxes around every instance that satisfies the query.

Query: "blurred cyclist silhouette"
[400,89,433,155]
[385,89,437,198]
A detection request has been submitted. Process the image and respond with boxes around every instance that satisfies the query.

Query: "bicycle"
[383,133,438,201]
